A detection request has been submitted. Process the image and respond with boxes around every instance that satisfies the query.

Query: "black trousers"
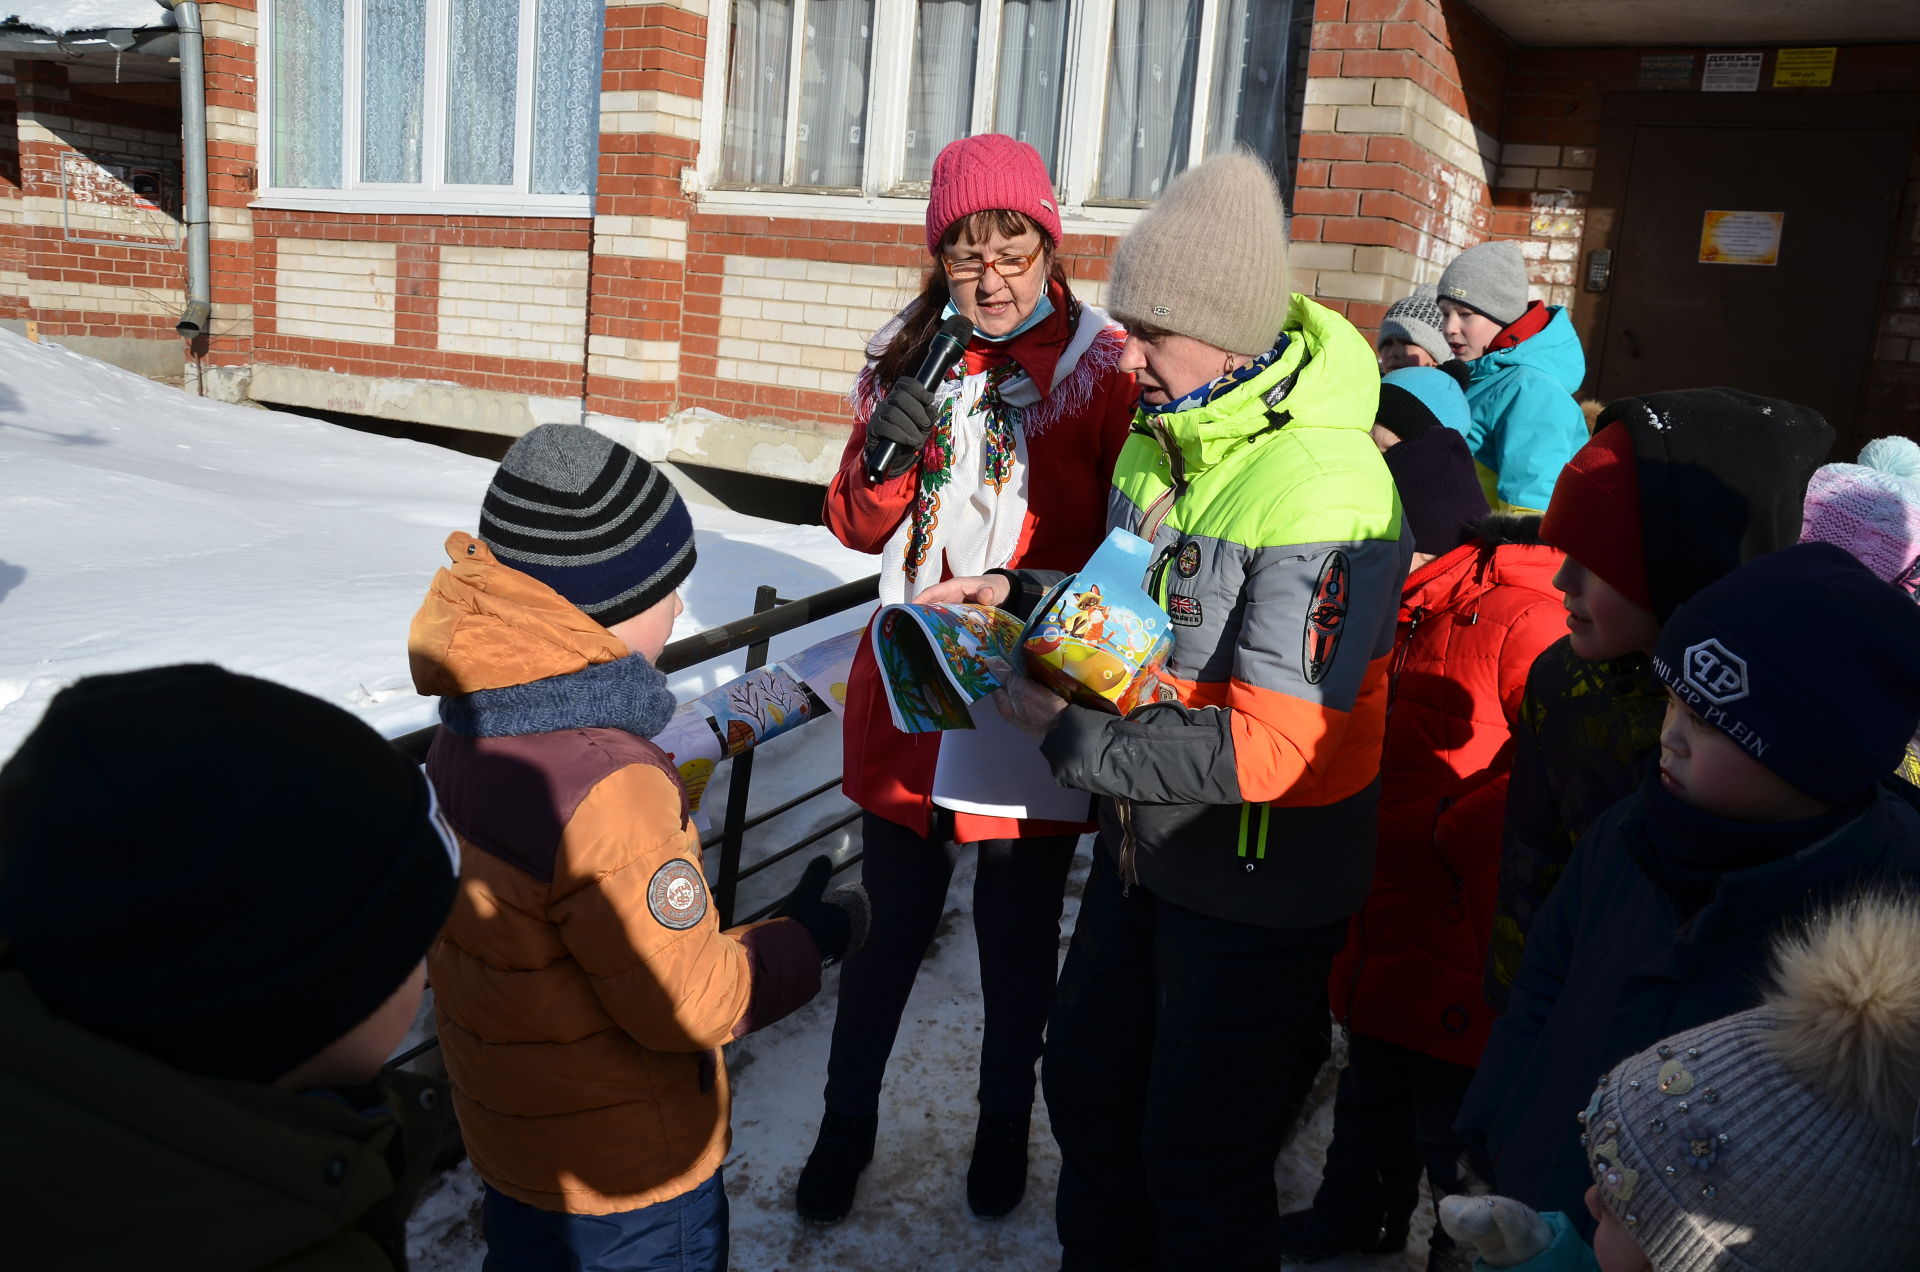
[1311,1032,1482,1261]
[821,812,1078,1121]
[1044,845,1349,1271]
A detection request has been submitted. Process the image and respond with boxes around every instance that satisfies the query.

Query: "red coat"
[824,287,1135,843]
[1328,535,1564,1067]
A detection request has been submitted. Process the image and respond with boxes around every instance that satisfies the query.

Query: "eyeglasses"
[941,250,1042,281]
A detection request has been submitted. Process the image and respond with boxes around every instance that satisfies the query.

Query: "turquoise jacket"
[1473,1211,1598,1272]
[1462,306,1588,512]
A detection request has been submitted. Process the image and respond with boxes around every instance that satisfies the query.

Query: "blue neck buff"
[941,291,1055,344]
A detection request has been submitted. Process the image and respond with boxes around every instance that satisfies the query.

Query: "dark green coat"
[1484,638,1666,1009]
[0,969,452,1271]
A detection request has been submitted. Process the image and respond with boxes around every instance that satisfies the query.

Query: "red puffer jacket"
[1328,530,1564,1067]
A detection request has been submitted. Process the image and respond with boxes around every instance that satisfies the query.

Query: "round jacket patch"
[647,859,709,931]
[1176,541,1201,578]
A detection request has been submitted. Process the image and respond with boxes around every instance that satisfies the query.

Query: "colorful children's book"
[872,527,1174,735]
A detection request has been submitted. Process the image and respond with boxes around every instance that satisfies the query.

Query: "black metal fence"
[388,573,880,1070]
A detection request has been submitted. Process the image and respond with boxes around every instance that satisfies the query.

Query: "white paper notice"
[1702,52,1763,92]
[931,696,1094,822]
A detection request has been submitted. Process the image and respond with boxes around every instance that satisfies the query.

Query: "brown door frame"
[1579,92,1920,424]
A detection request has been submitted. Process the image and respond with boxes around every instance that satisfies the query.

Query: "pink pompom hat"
[1800,435,1920,598]
[925,134,1061,254]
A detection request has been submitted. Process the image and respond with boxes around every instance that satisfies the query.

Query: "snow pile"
[4,1,174,34]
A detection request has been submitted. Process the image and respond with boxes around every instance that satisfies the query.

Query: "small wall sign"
[1702,52,1763,92]
[1699,211,1784,266]
[1773,47,1836,87]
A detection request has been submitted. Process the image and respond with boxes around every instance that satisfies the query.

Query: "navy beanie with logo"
[1650,542,1920,804]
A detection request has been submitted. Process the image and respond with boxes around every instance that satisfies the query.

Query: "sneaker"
[966,1112,1030,1218]
[795,1111,878,1224]
[1275,1206,1407,1263]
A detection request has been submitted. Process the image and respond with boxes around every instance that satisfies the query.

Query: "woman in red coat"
[1278,370,1565,1271]
[802,134,1134,1224]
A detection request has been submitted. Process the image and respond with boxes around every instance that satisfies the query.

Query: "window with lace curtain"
[262,0,604,211]
[706,0,1304,212]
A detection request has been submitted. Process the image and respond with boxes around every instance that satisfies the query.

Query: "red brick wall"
[1299,0,1511,333]
[204,1,260,369]
[10,63,187,344]
[253,211,591,398]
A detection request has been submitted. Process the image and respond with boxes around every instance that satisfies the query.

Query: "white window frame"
[695,0,1286,234]
[254,0,595,217]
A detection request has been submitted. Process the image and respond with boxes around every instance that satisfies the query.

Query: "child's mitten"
[1437,1194,1555,1269]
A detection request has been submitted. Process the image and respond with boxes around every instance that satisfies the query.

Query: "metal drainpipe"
[164,0,212,342]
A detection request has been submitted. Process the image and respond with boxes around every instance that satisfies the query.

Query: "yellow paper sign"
[1699,211,1784,266]
[1773,47,1836,88]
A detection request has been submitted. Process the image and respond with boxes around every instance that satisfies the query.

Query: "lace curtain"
[272,0,344,187]
[445,0,519,184]
[1207,0,1295,180]
[901,0,978,184]
[795,0,873,188]
[993,0,1070,176]
[532,0,604,194]
[721,0,792,184]
[1099,0,1201,200]
[362,0,425,183]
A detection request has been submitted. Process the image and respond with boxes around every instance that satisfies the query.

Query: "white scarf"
[872,304,1120,605]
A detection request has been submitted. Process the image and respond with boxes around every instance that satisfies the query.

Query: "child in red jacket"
[1282,371,1565,1271]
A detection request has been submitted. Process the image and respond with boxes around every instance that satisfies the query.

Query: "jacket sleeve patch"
[647,858,710,930]
[1302,550,1351,685]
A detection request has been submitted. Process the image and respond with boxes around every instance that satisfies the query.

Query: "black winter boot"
[966,1112,1030,1218]
[1275,1205,1407,1262]
[795,1111,878,1224]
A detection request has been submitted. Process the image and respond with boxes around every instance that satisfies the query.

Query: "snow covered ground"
[0,329,1433,1270]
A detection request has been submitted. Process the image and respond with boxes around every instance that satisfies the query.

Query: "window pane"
[722,0,792,185]
[362,0,426,183]
[901,0,978,184]
[446,0,520,185]
[1098,0,1200,200]
[1207,0,1296,177]
[795,0,873,188]
[271,0,344,188]
[532,0,604,195]
[993,0,1069,176]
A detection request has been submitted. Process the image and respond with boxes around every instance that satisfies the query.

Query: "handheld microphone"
[865,313,975,482]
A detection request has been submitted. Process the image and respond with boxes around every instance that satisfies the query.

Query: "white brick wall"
[588,334,680,383]
[437,246,590,363]
[27,279,182,315]
[274,239,397,343]
[715,254,919,393]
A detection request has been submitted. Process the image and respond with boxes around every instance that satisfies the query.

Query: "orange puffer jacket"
[1328,534,1563,1067]
[409,533,822,1215]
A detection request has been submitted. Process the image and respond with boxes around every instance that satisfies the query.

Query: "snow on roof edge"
[4,1,175,37]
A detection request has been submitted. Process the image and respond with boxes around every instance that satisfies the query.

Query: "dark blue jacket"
[1457,781,1920,1221]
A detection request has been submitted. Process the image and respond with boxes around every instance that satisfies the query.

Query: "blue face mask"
[942,291,1055,344]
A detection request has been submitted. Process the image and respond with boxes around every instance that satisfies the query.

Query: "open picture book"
[871,527,1174,734]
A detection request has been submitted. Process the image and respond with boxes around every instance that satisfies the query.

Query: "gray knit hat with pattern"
[1378,287,1450,365]
[1107,149,1290,356]
[479,424,695,627]
[1578,894,1920,1271]
[1437,240,1530,327]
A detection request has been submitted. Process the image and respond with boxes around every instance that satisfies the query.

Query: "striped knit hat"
[478,424,695,627]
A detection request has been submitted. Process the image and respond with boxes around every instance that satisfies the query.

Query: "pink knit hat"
[925,134,1061,254]
[1801,435,1920,599]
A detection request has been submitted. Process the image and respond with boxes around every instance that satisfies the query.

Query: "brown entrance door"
[1590,101,1910,454]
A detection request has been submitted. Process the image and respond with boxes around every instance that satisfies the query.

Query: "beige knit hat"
[1578,893,1920,1271]
[1107,149,1290,356]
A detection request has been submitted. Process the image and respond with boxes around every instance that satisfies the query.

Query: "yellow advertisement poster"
[1699,210,1784,266]
[1774,47,1836,87]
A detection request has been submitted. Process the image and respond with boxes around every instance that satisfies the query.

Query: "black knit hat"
[1651,542,1920,802]
[0,665,457,1084]
[480,424,696,628]
[1598,389,1834,621]
[1385,425,1491,556]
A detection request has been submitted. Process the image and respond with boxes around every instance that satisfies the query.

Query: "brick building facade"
[1,1,1914,474]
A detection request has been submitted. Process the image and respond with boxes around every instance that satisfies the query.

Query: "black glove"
[863,377,938,479]
[771,856,870,965]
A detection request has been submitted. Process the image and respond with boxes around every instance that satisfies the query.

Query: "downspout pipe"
[163,0,211,341]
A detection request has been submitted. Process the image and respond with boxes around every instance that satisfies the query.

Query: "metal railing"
[388,573,880,1070]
